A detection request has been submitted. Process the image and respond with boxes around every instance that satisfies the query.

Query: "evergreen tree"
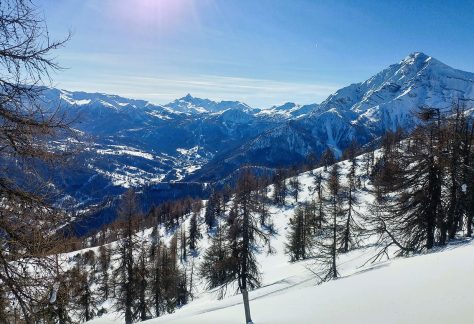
[98,245,111,301]
[113,189,140,324]
[134,242,150,321]
[204,190,219,230]
[188,213,201,251]
[148,228,164,317]
[199,222,234,297]
[289,176,301,202]
[286,205,314,261]
[74,266,97,322]
[319,148,337,171]
[272,169,287,206]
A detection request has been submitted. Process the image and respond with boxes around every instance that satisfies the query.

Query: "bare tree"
[0,0,71,321]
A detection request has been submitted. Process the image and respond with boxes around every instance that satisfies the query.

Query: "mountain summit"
[40,52,474,204]
[165,94,254,114]
[193,52,474,180]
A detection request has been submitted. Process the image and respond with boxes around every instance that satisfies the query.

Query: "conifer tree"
[320,148,337,171]
[0,1,71,320]
[312,171,326,231]
[289,176,301,202]
[113,189,140,324]
[372,107,444,252]
[314,164,342,281]
[188,213,201,251]
[199,222,234,296]
[149,228,164,317]
[75,266,97,322]
[98,245,111,301]
[272,169,287,206]
[340,145,363,252]
[286,205,314,261]
[230,171,271,323]
[204,190,219,230]
[134,242,149,321]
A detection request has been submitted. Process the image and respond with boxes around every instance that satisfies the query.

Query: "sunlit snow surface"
[86,151,473,323]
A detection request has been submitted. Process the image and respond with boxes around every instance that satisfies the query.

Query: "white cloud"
[55,73,340,107]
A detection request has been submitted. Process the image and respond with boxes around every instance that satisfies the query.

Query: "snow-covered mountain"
[257,102,320,119]
[196,52,474,180]
[165,94,256,114]
[79,148,474,324]
[41,52,474,224]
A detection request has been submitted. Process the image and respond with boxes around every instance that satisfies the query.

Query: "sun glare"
[112,0,195,31]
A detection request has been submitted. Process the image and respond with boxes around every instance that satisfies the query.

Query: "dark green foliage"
[285,205,315,261]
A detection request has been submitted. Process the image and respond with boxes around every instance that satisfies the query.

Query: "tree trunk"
[332,200,337,279]
[242,289,252,324]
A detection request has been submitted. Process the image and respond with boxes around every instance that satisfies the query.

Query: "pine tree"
[289,176,301,202]
[204,190,219,230]
[113,189,140,324]
[272,169,287,206]
[180,227,187,262]
[0,1,71,320]
[149,228,164,317]
[199,222,234,297]
[188,213,201,251]
[256,178,271,228]
[320,148,337,171]
[463,116,474,236]
[134,242,150,321]
[98,245,111,301]
[286,205,314,261]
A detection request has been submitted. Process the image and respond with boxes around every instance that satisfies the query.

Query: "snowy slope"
[141,240,474,324]
[85,149,473,324]
[39,52,474,229]
[165,94,256,115]
[215,52,474,171]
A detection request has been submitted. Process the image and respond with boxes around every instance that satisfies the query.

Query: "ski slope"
[87,153,474,324]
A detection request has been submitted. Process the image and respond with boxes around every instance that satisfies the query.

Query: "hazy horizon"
[42,0,474,107]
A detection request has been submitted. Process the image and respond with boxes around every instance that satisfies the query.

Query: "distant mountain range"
[41,52,474,222]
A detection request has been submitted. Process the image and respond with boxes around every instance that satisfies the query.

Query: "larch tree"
[372,107,445,253]
[312,171,326,231]
[0,0,72,321]
[289,176,301,202]
[98,245,111,301]
[113,189,140,324]
[314,163,343,281]
[148,226,164,318]
[340,144,364,253]
[319,148,337,171]
[229,171,271,324]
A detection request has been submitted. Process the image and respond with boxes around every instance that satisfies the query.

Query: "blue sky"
[42,0,474,107]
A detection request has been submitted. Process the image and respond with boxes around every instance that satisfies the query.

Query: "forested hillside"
[3,103,470,323]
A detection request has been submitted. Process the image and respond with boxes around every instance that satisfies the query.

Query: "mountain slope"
[143,240,474,324]
[84,148,473,324]
[197,52,474,178]
[40,52,474,226]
